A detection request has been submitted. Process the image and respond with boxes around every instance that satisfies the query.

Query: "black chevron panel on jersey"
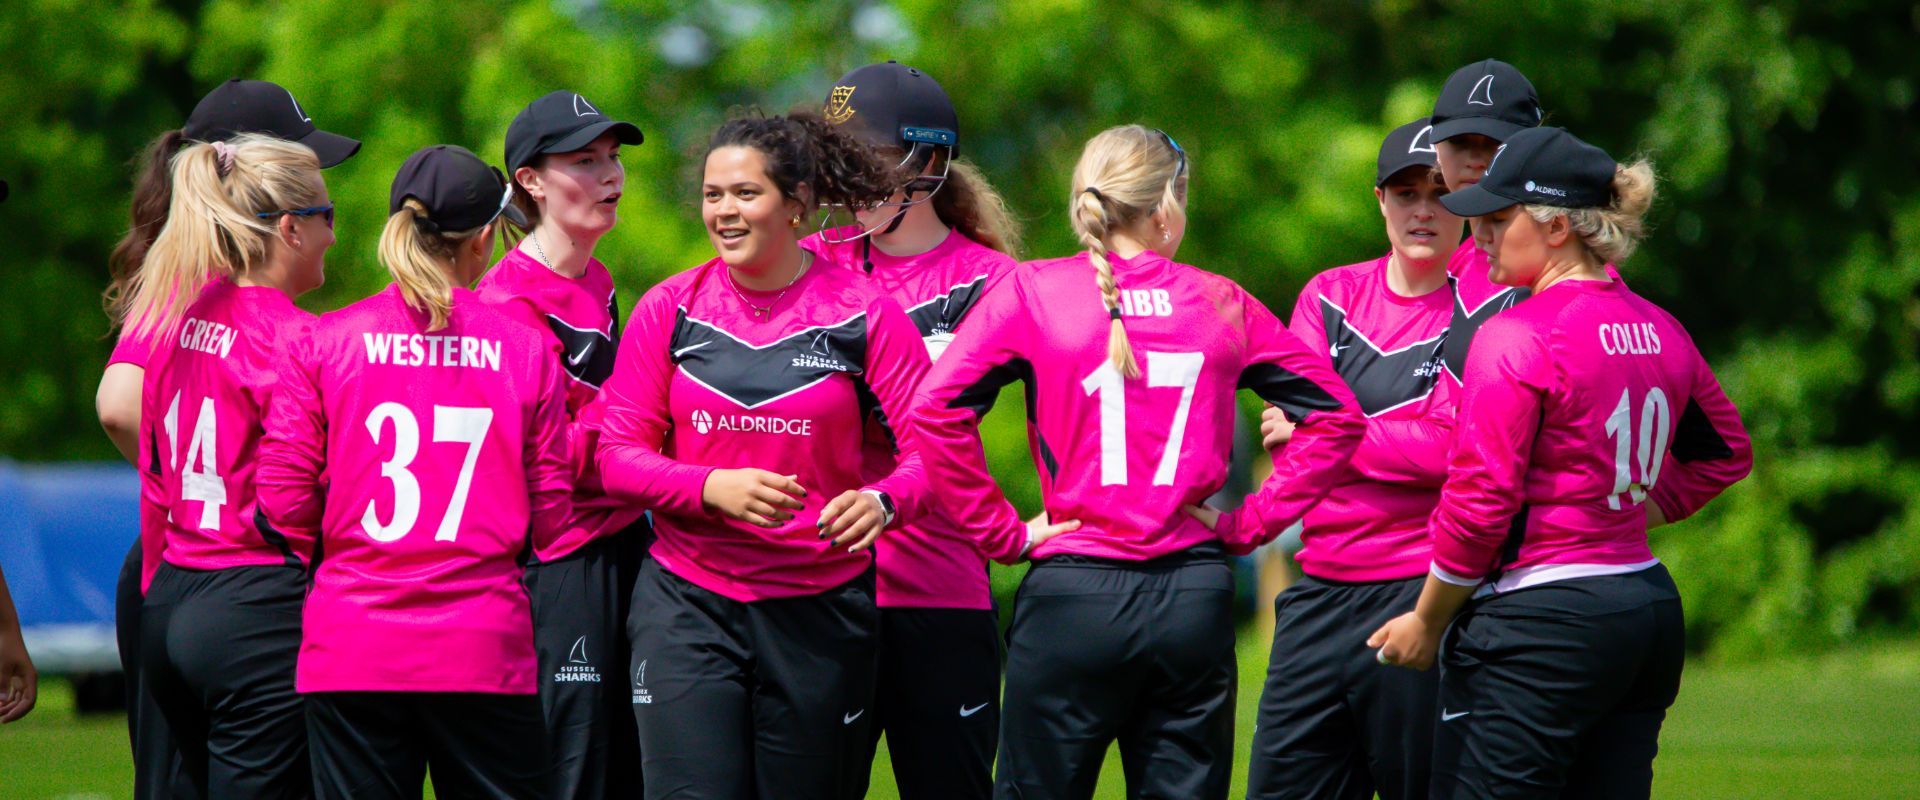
[903,273,993,338]
[547,315,618,389]
[1439,277,1530,379]
[670,309,869,409]
[1320,297,1445,417]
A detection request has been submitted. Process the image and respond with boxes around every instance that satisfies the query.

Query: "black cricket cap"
[1440,127,1617,217]
[390,145,527,233]
[1429,59,1542,144]
[182,79,360,168]
[823,61,960,156]
[1376,117,1440,187]
[505,91,643,174]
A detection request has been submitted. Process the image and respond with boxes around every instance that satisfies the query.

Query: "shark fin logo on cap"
[1486,143,1508,176]
[1468,74,1496,107]
[824,86,857,125]
[573,94,600,118]
[1408,125,1436,154]
[286,88,312,123]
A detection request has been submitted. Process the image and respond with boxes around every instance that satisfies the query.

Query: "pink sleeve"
[256,331,329,538]
[524,352,574,553]
[1647,349,1752,522]
[1216,292,1365,552]
[906,277,1034,564]
[1426,318,1551,581]
[595,287,715,516]
[859,295,934,524]
[1349,377,1456,488]
[109,329,153,368]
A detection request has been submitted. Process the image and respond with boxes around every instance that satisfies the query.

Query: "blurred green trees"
[3,0,1916,658]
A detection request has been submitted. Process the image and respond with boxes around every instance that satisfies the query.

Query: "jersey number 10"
[1604,386,1671,511]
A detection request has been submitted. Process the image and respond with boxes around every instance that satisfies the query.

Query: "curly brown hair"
[707,111,900,211]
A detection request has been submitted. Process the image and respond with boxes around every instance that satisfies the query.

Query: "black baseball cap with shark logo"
[505,91,644,173]
[822,61,960,156]
[1429,59,1542,144]
[1439,127,1618,217]
[183,78,361,167]
[1376,117,1440,187]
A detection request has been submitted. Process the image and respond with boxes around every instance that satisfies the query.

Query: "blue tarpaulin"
[1,460,137,673]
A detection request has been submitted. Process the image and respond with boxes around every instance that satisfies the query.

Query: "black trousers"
[524,524,647,799]
[1432,566,1686,800]
[627,559,879,800]
[1247,575,1439,800]
[996,545,1237,800]
[859,607,1001,800]
[117,540,185,800]
[140,562,309,799]
[307,691,551,799]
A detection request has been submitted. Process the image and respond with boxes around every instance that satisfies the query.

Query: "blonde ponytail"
[378,199,491,332]
[1524,157,1658,266]
[125,134,324,342]
[1067,125,1188,380]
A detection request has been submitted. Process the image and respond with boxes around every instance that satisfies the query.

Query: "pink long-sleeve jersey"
[140,279,317,582]
[476,249,643,562]
[112,328,171,593]
[909,251,1366,561]
[595,257,934,603]
[804,229,1018,609]
[257,285,572,694]
[1428,278,1752,591]
[1282,256,1453,581]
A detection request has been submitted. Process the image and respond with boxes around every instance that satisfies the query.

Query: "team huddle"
[87,57,1752,800]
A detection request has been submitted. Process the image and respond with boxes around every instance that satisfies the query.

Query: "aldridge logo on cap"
[824,86,857,125]
[574,93,600,118]
[1468,74,1496,107]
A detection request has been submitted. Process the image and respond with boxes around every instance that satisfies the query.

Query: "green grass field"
[6,635,1917,799]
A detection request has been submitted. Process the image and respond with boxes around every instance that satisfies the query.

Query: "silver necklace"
[528,229,564,276]
[727,251,812,318]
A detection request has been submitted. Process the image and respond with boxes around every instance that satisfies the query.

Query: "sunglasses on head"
[256,204,335,228]
[1154,128,1186,179]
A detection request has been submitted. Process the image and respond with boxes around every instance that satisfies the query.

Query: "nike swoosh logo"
[843,709,864,725]
[959,703,989,718]
[672,340,711,358]
[1441,709,1471,721]
[568,345,592,366]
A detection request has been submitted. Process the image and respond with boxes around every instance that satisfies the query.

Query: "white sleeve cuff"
[1430,563,1482,587]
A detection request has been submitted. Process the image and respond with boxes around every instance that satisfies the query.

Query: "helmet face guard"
[817,130,954,243]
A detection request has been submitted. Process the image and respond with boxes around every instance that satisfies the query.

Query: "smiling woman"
[592,109,1029,799]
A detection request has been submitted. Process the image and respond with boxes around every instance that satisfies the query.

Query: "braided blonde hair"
[1068,125,1187,379]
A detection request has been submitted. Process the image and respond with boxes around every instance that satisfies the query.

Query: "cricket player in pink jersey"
[597,111,1032,800]
[1369,128,1753,799]
[126,134,332,799]
[808,61,1076,800]
[909,125,1366,800]
[1244,118,1462,800]
[93,80,358,800]
[477,89,646,800]
[257,145,569,799]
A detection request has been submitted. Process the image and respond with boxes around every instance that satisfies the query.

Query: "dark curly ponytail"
[707,111,899,211]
